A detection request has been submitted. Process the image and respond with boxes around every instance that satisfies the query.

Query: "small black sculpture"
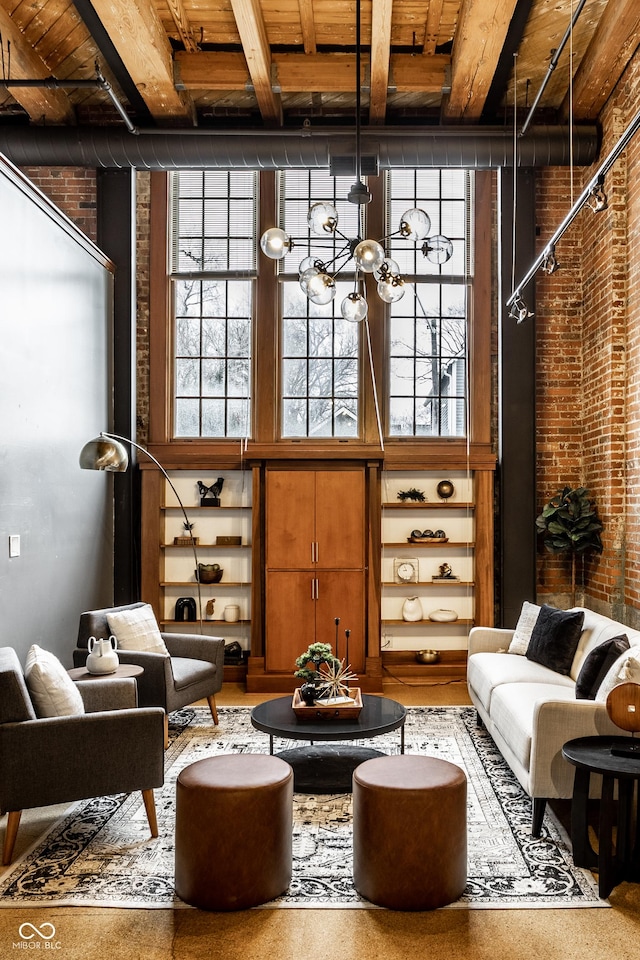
[198,477,224,507]
[175,597,197,621]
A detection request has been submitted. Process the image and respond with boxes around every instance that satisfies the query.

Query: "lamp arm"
[101,432,203,630]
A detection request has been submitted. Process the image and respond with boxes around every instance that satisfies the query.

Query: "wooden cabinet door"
[315,570,365,672]
[265,571,316,673]
[314,470,365,569]
[265,470,316,569]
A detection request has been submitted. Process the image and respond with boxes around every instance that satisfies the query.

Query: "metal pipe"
[507,102,640,306]
[0,73,138,134]
[0,123,599,169]
[520,0,588,136]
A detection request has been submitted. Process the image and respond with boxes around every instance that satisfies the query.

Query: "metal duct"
[0,123,599,169]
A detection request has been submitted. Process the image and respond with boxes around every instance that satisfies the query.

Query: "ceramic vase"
[402,597,423,621]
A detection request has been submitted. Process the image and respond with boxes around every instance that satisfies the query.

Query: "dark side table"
[562,735,640,898]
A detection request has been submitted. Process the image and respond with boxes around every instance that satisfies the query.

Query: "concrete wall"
[0,155,114,667]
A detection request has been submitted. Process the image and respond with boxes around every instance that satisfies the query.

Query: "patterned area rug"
[0,705,605,910]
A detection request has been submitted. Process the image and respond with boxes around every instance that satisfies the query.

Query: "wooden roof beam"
[369,0,393,125]
[229,0,282,125]
[563,0,640,120]
[445,0,519,120]
[165,0,200,54]
[0,6,76,124]
[174,51,450,95]
[88,0,194,124]
[298,0,317,55]
[423,0,445,56]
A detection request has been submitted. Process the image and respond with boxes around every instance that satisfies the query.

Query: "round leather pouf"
[175,754,293,910]
[353,754,467,910]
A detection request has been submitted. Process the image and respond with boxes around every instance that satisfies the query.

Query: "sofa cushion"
[467,651,574,713]
[490,682,577,773]
[526,606,584,676]
[570,608,640,680]
[24,645,85,718]
[596,645,640,703]
[507,601,542,655]
[107,603,169,656]
[171,657,217,691]
[575,634,630,699]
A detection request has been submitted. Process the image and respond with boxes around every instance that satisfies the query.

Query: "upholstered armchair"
[74,602,225,746]
[0,646,165,865]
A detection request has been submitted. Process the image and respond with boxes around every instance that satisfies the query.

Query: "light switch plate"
[9,535,20,558]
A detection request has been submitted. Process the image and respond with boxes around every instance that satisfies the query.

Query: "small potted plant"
[536,485,603,606]
[294,642,340,704]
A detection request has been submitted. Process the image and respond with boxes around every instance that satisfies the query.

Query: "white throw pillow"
[107,604,169,656]
[24,645,85,718]
[507,601,542,655]
[595,646,640,702]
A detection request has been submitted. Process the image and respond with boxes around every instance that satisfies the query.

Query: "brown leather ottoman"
[174,754,293,910]
[353,754,467,910]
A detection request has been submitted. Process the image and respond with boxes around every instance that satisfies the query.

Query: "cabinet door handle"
[315,577,319,599]
[311,577,316,600]
[315,541,319,563]
[311,541,319,564]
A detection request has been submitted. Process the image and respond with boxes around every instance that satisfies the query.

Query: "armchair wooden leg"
[2,810,22,865]
[207,694,219,725]
[142,790,159,838]
[164,713,169,750]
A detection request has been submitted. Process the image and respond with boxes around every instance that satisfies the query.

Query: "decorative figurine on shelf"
[205,598,216,619]
[174,521,199,546]
[437,480,455,500]
[198,477,224,507]
[397,488,426,502]
[433,562,459,581]
[175,597,197,622]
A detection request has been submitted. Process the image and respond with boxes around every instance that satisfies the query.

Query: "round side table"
[67,664,144,682]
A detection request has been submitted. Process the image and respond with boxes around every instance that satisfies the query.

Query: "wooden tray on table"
[292,687,363,721]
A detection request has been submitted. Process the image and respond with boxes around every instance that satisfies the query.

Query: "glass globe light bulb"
[260,227,291,260]
[377,277,405,303]
[424,235,454,264]
[298,256,319,276]
[299,265,321,295]
[306,272,336,305]
[375,257,400,281]
[341,292,368,322]
[308,202,339,235]
[354,239,385,273]
[399,207,431,240]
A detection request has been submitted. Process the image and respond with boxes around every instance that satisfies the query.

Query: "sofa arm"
[75,677,138,712]
[161,633,225,671]
[529,698,629,799]
[468,626,515,656]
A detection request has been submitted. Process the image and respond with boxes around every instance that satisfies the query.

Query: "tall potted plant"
[535,486,603,606]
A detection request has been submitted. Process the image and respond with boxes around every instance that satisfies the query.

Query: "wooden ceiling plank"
[174,50,249,89]
[165,0,200,53]
[565,0,640,119]
[392,52,450,92]
[369,0,393,124]
[298,0,317,54]
[446,0,519,120]
[229,0,282,123]
[0,4,76,122]
[423,0,444,55]
[88,0,194,123]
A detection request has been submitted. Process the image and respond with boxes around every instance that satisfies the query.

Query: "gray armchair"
[0,646,165,865]
[74,602,225,746]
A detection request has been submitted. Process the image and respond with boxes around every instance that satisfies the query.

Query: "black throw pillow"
[575,634,630,699]
[525,605,585,676]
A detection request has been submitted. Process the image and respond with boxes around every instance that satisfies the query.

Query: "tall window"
[169,171,257,438]
[278,171,362,439]
[387,170,472,437]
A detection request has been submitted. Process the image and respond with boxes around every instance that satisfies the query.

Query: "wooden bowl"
[416,649,440,664]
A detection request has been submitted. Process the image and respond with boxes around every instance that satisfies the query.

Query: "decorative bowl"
[196,564,223,583]
[428,608,458,622]
[416,649,440,664]
[437,480,455,499]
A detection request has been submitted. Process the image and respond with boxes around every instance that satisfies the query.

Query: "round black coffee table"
[251,694,406,793]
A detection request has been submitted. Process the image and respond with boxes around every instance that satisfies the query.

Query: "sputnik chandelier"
[260,202,454,322]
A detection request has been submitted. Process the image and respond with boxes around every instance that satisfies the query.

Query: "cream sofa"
[467,606,640,836]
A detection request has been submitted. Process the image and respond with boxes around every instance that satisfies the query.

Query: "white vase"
[402,597,423,622]
[86,636,119,674]
[428,609,459,622]
[223,604,240,623]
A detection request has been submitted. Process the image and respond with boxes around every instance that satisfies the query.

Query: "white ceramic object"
[86,635,119,674]
[428,609,459,623]
[402,597,423,622]
[223,604,240,623]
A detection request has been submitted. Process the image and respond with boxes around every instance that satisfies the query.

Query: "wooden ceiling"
[0,0,638,129]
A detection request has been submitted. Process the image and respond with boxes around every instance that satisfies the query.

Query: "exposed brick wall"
[136,171,151,449]
[534,49,640,626]
[20,166,97,243]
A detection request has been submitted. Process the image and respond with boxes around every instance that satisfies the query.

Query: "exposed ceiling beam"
[481,0,534,121]
[369,0,393,124]
[423,0,445,56]
[165,0,199,54]
[88,0,194,124]
[298,0,317,55]
[229,0,282,125]
[174,51,449,95]
[0,6,76,124]
[564,0,640,120]
[446,0,520,120]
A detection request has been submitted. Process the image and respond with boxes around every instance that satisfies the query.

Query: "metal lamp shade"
[79,435,129,472]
